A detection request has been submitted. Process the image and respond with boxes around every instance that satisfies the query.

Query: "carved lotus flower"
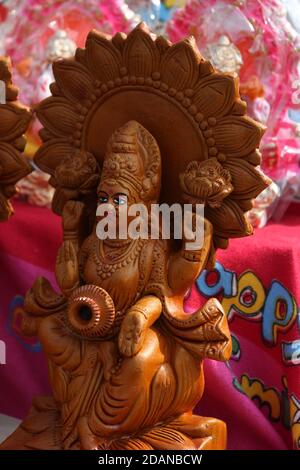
[55,149,99,189]
[180,158,233,208]
[52,149,100,214]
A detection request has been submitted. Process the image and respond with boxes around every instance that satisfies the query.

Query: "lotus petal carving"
[0,57,31,221]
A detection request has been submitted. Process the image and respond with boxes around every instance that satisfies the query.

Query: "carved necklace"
[92,238,144,280]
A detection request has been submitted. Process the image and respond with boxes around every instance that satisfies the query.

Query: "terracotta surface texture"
[0,24,270,450]
[0,57,31,221]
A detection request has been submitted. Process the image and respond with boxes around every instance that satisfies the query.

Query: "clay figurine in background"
[0,57,31,221]
[0,24,270,450]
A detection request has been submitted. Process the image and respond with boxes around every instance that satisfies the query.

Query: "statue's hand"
[55,240,80,295]
[118,310,148,357]
[62,200,85,238]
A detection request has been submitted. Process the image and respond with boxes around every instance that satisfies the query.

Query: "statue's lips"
[67,285,115,339]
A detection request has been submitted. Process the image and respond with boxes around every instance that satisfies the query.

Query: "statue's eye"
[98,196,108,204]
[113,194,127,206]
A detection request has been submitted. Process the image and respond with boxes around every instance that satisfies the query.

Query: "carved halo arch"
[35,23,270,248]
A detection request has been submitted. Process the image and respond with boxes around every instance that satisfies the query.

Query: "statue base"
[1,396,226,450]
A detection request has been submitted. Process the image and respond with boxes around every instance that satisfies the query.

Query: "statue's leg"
[171,412,227,450]
[87,329,220,451]
[88,328,168,440]
[78,416,109,450]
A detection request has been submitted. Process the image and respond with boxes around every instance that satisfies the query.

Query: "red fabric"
[219,203,300,296]
[1,201,62,270]
[187,203,300,450]
[0,200,299,449]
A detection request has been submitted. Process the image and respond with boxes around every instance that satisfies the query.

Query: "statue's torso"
[81,235,155,312]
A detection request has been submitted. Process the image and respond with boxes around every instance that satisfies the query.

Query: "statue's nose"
[67,285,115,339]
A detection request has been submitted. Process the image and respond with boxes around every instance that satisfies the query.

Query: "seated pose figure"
[1,121,231,450]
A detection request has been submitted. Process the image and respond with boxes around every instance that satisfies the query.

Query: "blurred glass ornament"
[126,0,161,28]
[252,97,271,125]
[167,0,300,142]
[205,35,243,74]
[282,0,300,33]
[0,0,19,55]
[167,0,300,222]
[163,0,187,7]
[0,0,136,168]
[36,30,77,102]
[160,1,189,23]
[1,0,136,106]
[16,170,55,208]
[45,29,77,62]
[247,182,280,229]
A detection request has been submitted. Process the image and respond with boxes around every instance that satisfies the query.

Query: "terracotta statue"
[0,57,31,221]
[0,24,270,450]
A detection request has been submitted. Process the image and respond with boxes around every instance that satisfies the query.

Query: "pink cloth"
[0,200,299,449]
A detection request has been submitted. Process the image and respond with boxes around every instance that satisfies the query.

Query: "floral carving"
[55,149,99,188]
[0,57,32,220]
[51,149,100,214]
[180,158,233,208]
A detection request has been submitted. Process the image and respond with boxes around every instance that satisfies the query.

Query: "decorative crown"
[101,120,161,202]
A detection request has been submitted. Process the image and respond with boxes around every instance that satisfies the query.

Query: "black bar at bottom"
[0,450,299,467]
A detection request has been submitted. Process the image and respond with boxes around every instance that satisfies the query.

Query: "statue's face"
[97,180,138,237]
